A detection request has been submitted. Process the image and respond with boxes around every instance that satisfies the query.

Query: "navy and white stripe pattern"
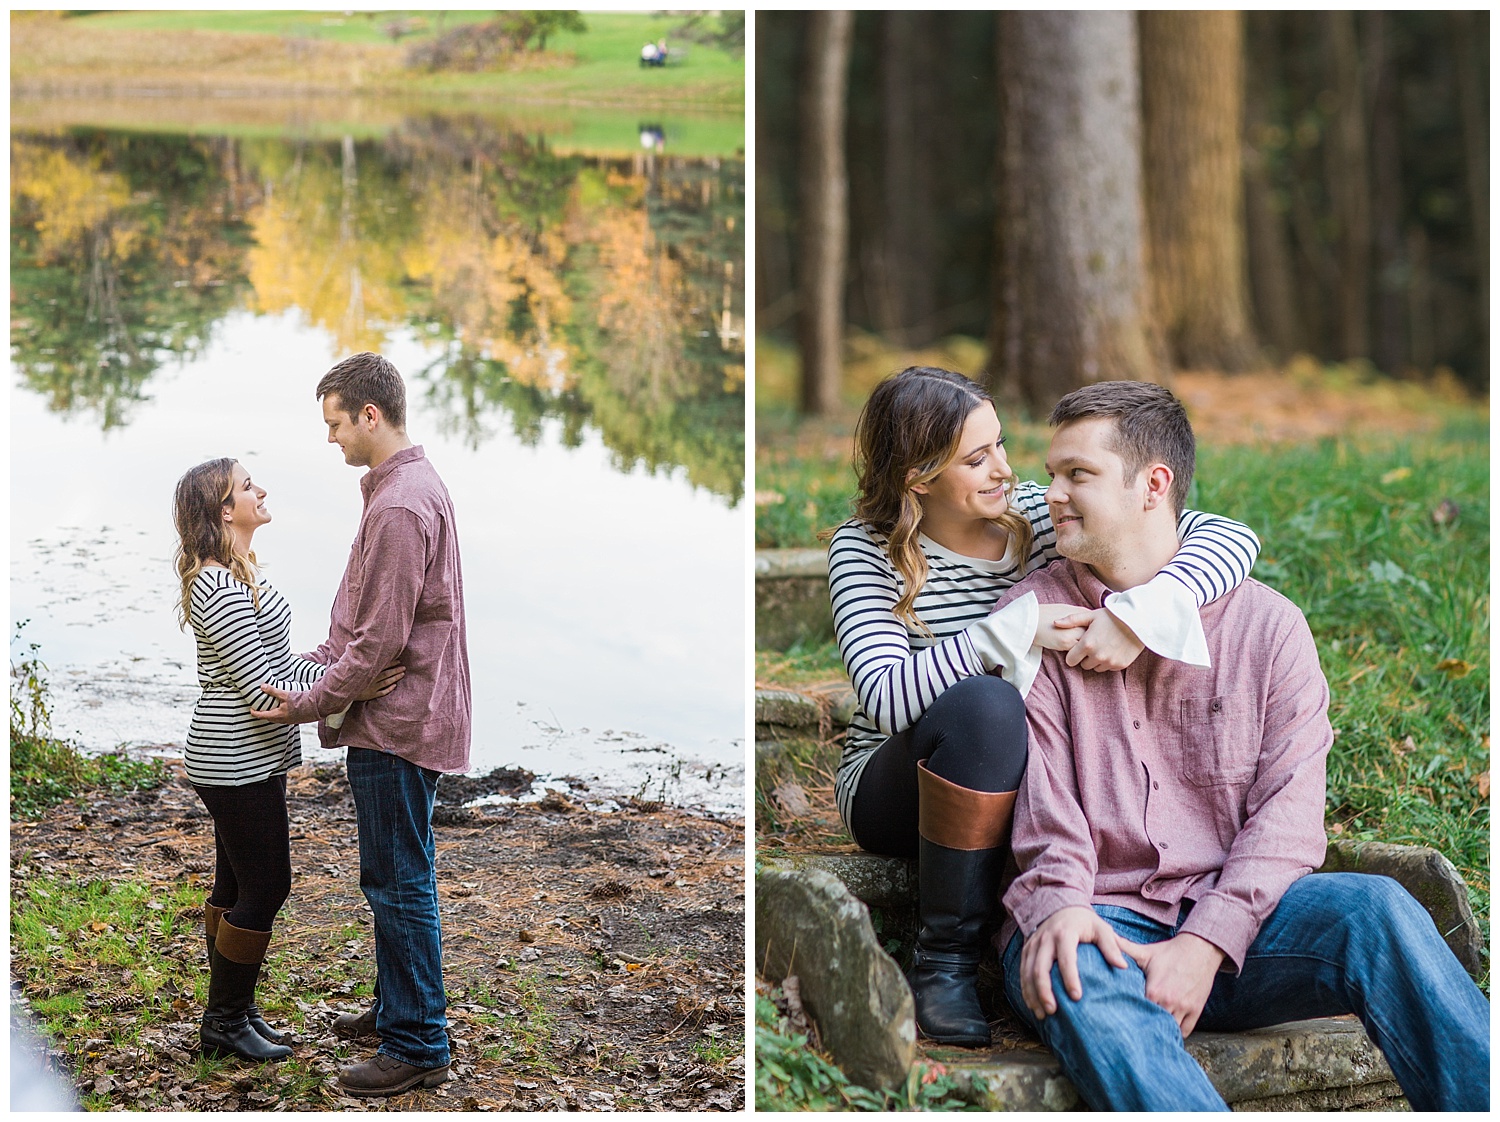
[830,481,1260,825]
[185,568,325,787]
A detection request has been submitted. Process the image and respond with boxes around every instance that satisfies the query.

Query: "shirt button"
[1133,720,1141,729]
[1142,884,1154,896]
[1211,699,1223,712]
[1159,841,1169,850]
[1153,781,1160,790]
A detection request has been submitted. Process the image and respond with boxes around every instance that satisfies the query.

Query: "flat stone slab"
[761,850,914,912]
[937,1018,1400,1111]
[754,689,823,733]
[1318,839,1483,977]
[755,549,833,650]
[756,866,917,1091]
[754,685,858,740]
[755,548,829,580]
[766,840,1483,980]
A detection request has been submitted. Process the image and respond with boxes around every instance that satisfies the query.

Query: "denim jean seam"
[349,749,449,1067]
[388,831,444,1064]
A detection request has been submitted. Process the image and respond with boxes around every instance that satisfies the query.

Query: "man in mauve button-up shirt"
[256,352,470,1099]
[992,382,1487,1112]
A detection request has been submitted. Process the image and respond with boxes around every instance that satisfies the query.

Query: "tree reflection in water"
[10,118,744,503]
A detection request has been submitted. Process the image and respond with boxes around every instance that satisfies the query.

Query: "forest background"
[754,11,1488,1109]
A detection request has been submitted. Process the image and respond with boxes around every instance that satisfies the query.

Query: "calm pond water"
[10,108,746,813]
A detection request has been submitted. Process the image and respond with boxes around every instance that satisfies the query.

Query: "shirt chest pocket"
[343,540,365,601]
[1176,695,1257,787]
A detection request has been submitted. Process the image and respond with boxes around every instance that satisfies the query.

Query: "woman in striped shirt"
[826,367,1259,1047]
[173,458,402,1063]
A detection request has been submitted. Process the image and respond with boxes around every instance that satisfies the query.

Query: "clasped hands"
[250,664,406,724]
[1036,604,1145,671]
[1019,905,1226,1038]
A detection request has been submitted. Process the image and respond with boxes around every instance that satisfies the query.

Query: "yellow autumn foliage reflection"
[243,141,412,354]
[13,122,743,496]
[11,138,134,261]
[411,177,578,393]
[586,184,692,405]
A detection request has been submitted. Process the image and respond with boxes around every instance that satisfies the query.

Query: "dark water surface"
[10,109,745,812]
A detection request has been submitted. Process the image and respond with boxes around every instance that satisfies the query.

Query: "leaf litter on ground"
[12,763,746,1111]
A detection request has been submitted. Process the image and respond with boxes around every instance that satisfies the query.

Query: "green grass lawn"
[47,10,744,111]
[755,373,1488,1108]
[55,10,479,42]
[757,393,1491,957]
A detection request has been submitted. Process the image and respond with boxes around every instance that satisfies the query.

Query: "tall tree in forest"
[1364,11,1406,377]
[1241,11,1303,361]
[1324,11,1373,361]
[1140,11,1261,371]
[797,10,853,416]
[873,10,938,346]
[754,15,795,332]
[989,11,1163,410]
[1449,10,1488,378]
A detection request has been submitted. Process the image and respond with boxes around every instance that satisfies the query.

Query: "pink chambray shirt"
[998,559,1332,971]
[284,445,472,774]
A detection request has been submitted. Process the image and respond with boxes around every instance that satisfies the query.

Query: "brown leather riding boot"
[206,902,284,1044]
[201,919,292,1062]
[906,759,1016,1047]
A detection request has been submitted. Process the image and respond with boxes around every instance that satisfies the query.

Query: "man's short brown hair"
[316,352,406,429]
[1049,381,1195,515]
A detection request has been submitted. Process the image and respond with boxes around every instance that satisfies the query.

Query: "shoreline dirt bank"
[11,764,745,1111]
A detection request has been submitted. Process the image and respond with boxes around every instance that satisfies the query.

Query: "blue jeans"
[1002,874,1489,1111]
[346,747,450,1068]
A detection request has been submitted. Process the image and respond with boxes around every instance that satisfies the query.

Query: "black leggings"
[848,674,1029,859]
[192,774,292,933]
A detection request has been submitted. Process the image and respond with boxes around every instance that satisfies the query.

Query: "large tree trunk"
[1449,10,1488,380]
[873,10,939,347]
[1241,11,1302,361]
[754,14,795,334]
[1139,11,1261,372]
[1323,11,1372,361]
[989,11,1164,412]
[797,10,853,416]
[1364,12,1406,377]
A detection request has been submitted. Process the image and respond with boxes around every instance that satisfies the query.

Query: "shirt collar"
[1070,560,1115,609]
[360,444,424,499]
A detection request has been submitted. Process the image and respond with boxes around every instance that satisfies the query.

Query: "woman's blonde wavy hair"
[822,367,1033,633]
[173,458,261,629]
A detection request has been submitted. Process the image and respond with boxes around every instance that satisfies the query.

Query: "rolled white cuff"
[1103,577,1211,667]
[972,592,1042,697]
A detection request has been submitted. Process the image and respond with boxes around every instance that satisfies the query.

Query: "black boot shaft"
[908,838,1003,1047]
[201,945,291,1062]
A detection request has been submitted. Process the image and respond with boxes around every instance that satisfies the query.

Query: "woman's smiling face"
[223,461,271,538]
[911,402,1013,525]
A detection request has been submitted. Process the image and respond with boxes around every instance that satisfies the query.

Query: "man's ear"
[1141,464,1174,510]
[362,403,381,428]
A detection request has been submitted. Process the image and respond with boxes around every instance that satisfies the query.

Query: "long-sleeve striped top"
[829,481,1261,826]
[185,567,326,787]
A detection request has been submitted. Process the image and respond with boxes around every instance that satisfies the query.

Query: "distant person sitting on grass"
[995,380,1489,1111]
[640,40,662,67]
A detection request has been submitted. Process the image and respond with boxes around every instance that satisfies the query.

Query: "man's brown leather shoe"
[333,1004,380,1041]
[338,1054,450,1098]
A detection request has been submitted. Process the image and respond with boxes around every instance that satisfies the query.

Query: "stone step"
[759,843,1482,1107]
[756,862,1409,1109]
[754,684,857,741]
[763,836,1482,980]
[755,548,831,650]
[935,1019,1402,1111]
